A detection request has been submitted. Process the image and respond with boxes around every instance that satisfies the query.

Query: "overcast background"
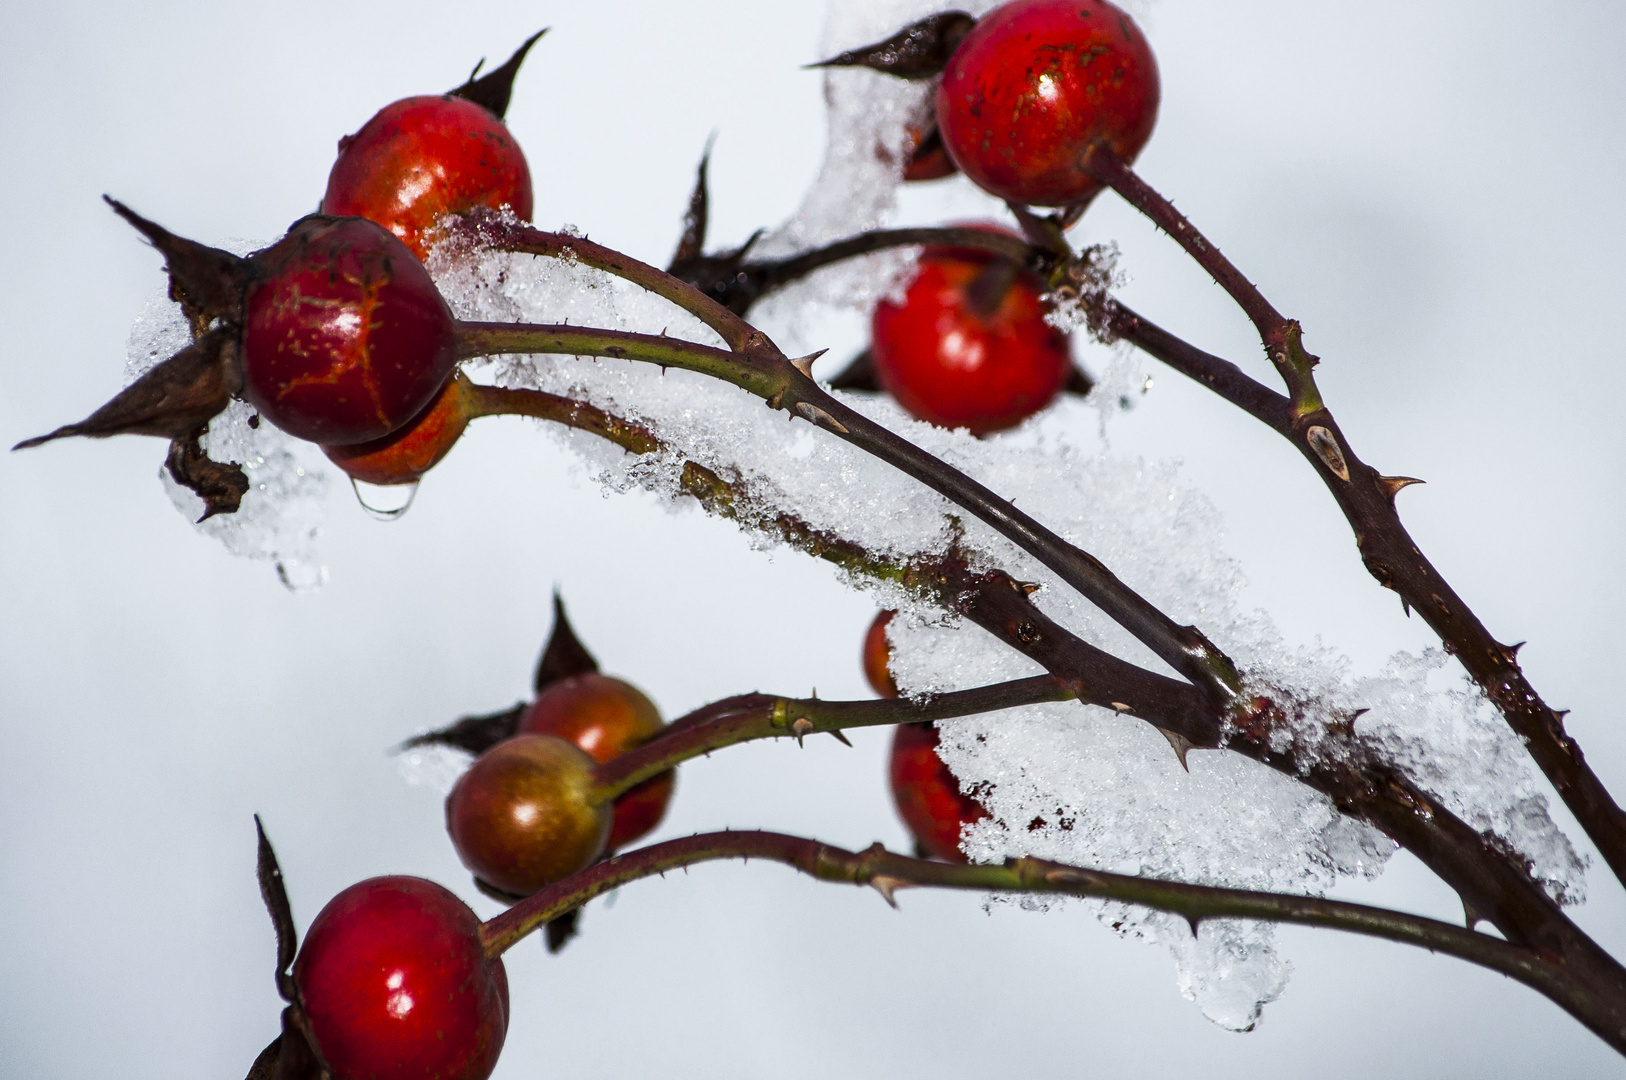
[4,1,1626,1076]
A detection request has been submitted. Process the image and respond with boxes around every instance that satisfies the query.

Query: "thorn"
[1185,915,1202,938]
[1154,726,1194,771]
[792,400,850,433]
[1400,596,1412,618]
[791,717,814,746]
[829,729,853,748]
[1462,896,1487,931]
[1501,641,1526,664]
[1109,702,1132,713]
[1009,579,1042,597]
[1375,474,1425,501]
[870,875,908,909]
[1349,707,1370,722]
[789,349,828,379]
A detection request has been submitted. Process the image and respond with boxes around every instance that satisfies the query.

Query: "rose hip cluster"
[18,3,1163,1077]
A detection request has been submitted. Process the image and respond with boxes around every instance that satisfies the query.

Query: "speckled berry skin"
[322,95,533,262]
[243,215,458,446]
[292,876,509,1080]
[520,673,674,851]
[889,722,990,863]
[871,242,1071,435]
[936,0,1159,207]
[446,734,612,897]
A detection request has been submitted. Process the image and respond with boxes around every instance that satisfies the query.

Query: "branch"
[464,375,1621,991]
[455,315,1246,710]
[591,675,1078,799]
[1077,143,1626,889]
[474,830,1626,1053]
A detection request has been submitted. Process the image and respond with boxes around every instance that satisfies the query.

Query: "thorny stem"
[455,315,1246,710]
[476,375,1626,1038]
[1076,141,1626,891]
[590,676,1078,800]
[473,830,1626,1053]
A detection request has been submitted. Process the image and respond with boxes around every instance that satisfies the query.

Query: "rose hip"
[863,610,901,698]
[520,673,674,851]
[445,734,611,897]
[889,721,990,863]
[242,215,459,446]
[936,0,1160,207]
[322,95,534,262]
[322,372,474,485]
[293,876,508,1080]
[871,235,1071,434]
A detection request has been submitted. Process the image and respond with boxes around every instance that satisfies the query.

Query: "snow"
[119,0,1583,1035]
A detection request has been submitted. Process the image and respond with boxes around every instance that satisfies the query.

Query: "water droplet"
[351,477,420,521]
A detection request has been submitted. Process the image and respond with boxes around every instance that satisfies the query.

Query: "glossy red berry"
[519,673,674,851]
[890,721,990,863]
[863,610,900,698]
[243,215,459,446]
[446,734,611,897]
[293,876,508,1080]
[322,371,475,485]
[936,0,1160,207]
[871,238,1071,434]
[322,95,533,262]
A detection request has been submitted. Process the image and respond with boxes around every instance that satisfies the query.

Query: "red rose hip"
[520,673,674,851]
[936,0,1160,207]
[872,238,1071,434]
[890,721,990,863]
[863,610,901,698]
[322,371,474,485]
[323,95,534,262]
[243,215,459,445]
[293,875,508,1080]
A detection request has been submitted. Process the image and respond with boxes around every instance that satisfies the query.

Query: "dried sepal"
[544,908,582,954]
[670,142,714,268]
[14,326,241,450]
[254,815,300,1004]
[808,11,977,80]
[827,349,881,392]
[534,590,600,692]
[398,703,525,757]
[243,1036,282,1080]
[104,197,248,334]
[448,29,547,119]
[166,427,250,522]
[274,1006,330,1080]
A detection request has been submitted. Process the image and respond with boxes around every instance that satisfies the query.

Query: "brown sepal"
[807,12,977,80]
[243,1036,283,1080]
[273,1006,330,1080]
[104,197,248,334]
[534,590,600,693]
[1063,363,1095,398]
[827,349,881,392]
[254,816,299,1004]
[397,703,525,757]
[544,907,582,954]
[15,326,241,451]
[166,427,250,522]
[449,29,547,119]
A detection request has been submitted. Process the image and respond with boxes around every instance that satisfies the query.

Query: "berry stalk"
[589,674,1080,800]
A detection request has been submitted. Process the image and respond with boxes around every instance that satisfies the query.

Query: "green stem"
[473,830,1625,1053]
[591,675,1078,800]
